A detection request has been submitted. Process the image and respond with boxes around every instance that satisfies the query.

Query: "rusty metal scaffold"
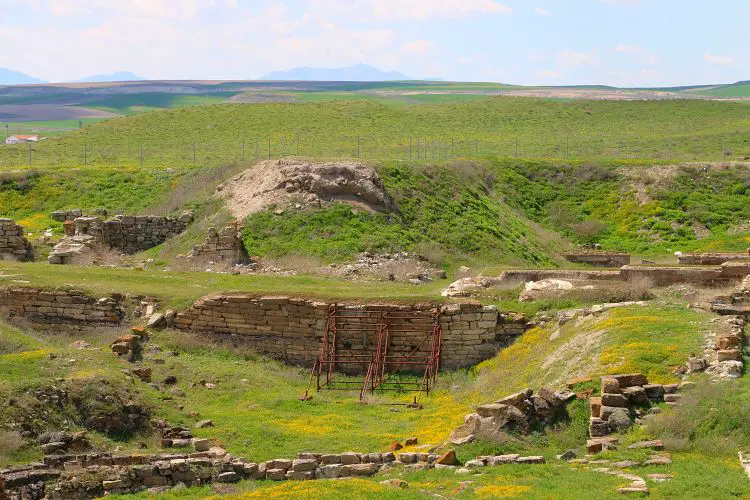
[304,304,443,401]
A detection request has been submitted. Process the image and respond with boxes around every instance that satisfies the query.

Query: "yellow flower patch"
[474,484,532,498]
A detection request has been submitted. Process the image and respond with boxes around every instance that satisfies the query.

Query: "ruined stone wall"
[563,252,630,267]
[0,288,124,331]
[75,212,193,254]
[677,252,750,266]
[495,269,622,285]
[173,295,527,370]
[187,224,248,265]
[621,262,750,286]
[0,219,33,262]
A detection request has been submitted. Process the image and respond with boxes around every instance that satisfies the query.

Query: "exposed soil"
[217,159,394,219]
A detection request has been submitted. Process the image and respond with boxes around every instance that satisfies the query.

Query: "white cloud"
[402,39,435,54]
[558,50,597,68]
[704,53,734,66]
[534,7,550,16]
[323,0,512,20]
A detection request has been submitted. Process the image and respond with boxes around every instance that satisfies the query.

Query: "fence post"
[722,137,726,159]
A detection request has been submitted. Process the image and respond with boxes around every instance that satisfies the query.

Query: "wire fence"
[1,131,749,168]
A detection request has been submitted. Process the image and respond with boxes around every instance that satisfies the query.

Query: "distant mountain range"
[75,72,145,83]
[260,64,412,81]
[0,67,46,85]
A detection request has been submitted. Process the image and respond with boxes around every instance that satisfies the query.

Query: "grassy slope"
[2,98,749,168]
[695,82,750,97]
[492,159,750,255]
[242,162,562,266]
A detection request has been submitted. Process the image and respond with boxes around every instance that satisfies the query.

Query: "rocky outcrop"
[0,219,33,262]
[449,387,576,445]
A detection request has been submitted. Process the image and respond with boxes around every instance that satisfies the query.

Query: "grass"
[84,92,234,115]
[0,261,446,309]
[242,161,562,266]
[1,97,749,168]
[694,82,750,98]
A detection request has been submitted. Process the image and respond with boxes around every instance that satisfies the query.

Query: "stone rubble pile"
[587,374,683,453]
[449,387,576,445]
[327,252,446,284]
[683,314,745,379]
[0,218,34,262]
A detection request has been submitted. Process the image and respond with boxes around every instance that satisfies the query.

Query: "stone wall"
[77,212,193,254]
[173,295,527,370]
[563,252,630,267]
[0,287,124,331]
[677,252,750,265]
[621,262,750,286]
[0,219,33,262]
[49,212,193,264]
[495,269,622,285]
[187,223,248,265]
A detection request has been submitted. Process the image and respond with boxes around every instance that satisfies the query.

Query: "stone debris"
[450,386,574,445]
[0,218,34,262]
[588,373,677,445]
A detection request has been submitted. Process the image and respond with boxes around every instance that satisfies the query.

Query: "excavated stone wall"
[173,295,527,370]
[563,252,631,267]
[0,219,33,262]
[187,224,248,265]
[77,213,193,254]
[0,288,124,331]
[677,252,750,265]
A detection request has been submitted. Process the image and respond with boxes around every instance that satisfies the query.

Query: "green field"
[84,92,233,115]
[692,81,750,98]
[1,98,748,168]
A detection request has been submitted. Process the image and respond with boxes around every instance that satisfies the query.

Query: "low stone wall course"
[563,252,631,267]
[0,288,125,331]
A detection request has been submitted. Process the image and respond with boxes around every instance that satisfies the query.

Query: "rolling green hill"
[1,98,748,168]
[694,81,750,98]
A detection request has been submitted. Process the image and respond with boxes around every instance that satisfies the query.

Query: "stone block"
[291,458,317,472]
[601,377,620,394]
[285,470,313,480]
[601,393,629,408]
[611,373,648,388]
[340,452,360,464]
[265,468,286,481]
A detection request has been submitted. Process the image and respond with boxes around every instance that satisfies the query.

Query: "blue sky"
[1,0,748,86]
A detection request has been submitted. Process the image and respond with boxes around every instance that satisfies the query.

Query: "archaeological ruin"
[0,219,33,262]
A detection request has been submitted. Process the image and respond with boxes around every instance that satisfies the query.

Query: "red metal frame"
[307,304,443,401]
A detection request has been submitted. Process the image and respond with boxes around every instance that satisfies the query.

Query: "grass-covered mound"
[242,161,562,266]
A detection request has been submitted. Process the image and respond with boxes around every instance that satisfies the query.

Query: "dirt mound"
[217,159,393,219]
